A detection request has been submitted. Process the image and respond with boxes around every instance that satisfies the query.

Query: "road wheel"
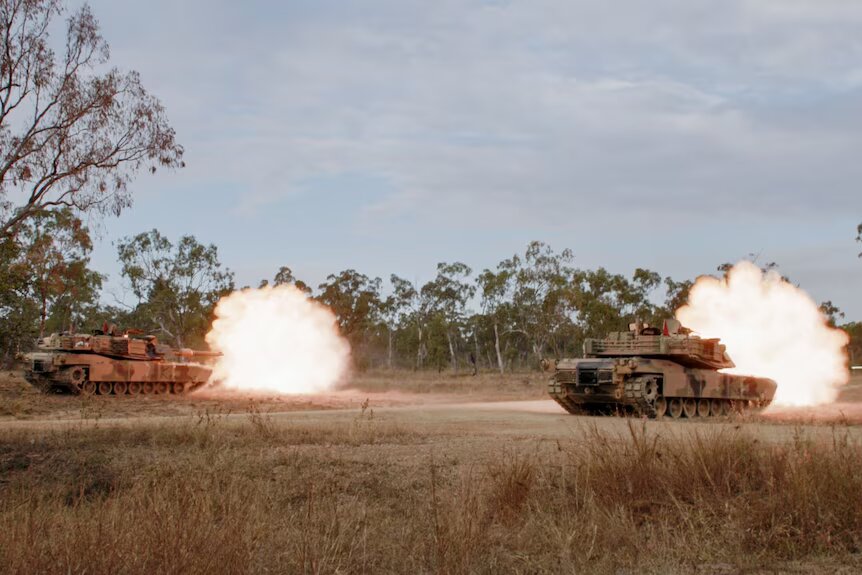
[142,382,155,395]
[154,382,169,395]
[697,399,711,417]
[654,397,667,418]
[81,381,96,395]
[668,398,683,419]
[69,367,86,385]
[113,382,128,396]
[128,382,142,396]
[682,398,698,418]
[643,379,659,401]
[97,382,112,395]
[709,399,724,416]
[173,382,186,395]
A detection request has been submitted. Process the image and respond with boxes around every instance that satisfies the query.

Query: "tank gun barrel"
[175,348,222,359]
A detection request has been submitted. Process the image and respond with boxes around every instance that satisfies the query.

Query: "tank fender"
[613,357,639,375]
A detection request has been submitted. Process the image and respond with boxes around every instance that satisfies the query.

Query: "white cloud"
[85,0,862,317]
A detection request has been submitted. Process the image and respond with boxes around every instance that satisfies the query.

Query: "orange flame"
[206,285,351,394]
[676,261,849,407]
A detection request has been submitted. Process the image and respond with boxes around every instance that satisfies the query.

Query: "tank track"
[26,377,205,396]
[548,375,658,417]
[73,381,206,396]
[550,374,771,419]
[547,377,585,414]
[623,377,658,418]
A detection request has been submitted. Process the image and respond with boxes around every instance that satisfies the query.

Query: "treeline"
[3,216,860,371]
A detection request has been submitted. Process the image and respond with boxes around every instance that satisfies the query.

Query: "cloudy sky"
[83,0,862,319]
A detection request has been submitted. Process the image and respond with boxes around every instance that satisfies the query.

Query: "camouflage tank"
[547,319,776,418]
[22,330,219,396]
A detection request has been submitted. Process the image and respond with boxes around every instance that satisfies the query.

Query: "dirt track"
[4,393,862,448]
[3,370,862,445]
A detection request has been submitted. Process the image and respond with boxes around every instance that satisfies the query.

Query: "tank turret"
[584,318,735,369]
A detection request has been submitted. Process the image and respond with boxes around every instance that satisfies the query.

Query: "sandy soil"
[3,370,861,444]
[0,369,546,421]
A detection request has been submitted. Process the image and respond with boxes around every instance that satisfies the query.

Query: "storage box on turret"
[583,319,735,370]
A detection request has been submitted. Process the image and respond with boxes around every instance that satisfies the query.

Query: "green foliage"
[570,267,662,344]
[0,237,38,365]
[843,322,862,366]
[501,241,576,361]
[663,277,693,315]
[259,266,312,293]
[10,230,855,373]
[0,210,102,365]
[386,275,428,369]
[117,230,234,347]
[16,210,103,336]
[316,270,382,339]
[820,301,844,327]
[420,262,476,372]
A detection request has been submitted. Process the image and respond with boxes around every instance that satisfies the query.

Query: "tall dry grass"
[1,413,861,574]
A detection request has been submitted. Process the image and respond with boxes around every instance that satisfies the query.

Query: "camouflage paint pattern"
[23,332,218,396]
[548,319,777,418]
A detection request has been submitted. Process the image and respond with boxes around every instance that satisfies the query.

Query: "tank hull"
[24,351,212,396]
[548,357,776,418]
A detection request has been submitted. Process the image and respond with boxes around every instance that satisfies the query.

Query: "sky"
[80,0,862,319]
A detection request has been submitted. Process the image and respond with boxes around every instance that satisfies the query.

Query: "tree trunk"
[447,331,457,374]
[493,322,504,375]
[416,325,424,370]
[387,328,393,370]
[473,330,480,376]
[39,297,47,338]
[533,341,543,366]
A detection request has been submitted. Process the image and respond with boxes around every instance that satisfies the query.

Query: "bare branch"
[0,1,183,239]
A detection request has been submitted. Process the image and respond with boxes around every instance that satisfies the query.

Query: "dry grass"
[1,411,861,574]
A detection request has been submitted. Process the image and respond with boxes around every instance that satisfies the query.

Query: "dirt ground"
[0,370,548,422]
[2,370,862,573]
[2,369,862,437]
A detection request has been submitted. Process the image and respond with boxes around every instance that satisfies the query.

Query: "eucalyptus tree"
[389,274,435,369]
[0,1,183,238]
[17,208,101,336]
[0,208,101,362]
[477,266,515,374]
[117,230,234,347]
[569,268,662,343]
[0,235,37,364]
[503,242,576,362]
[259,266,311,294]
[316,269,383,353]
[421,262,475,373]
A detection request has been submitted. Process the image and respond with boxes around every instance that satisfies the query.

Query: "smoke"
[676,261,849,407]
[206,285,351,394]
